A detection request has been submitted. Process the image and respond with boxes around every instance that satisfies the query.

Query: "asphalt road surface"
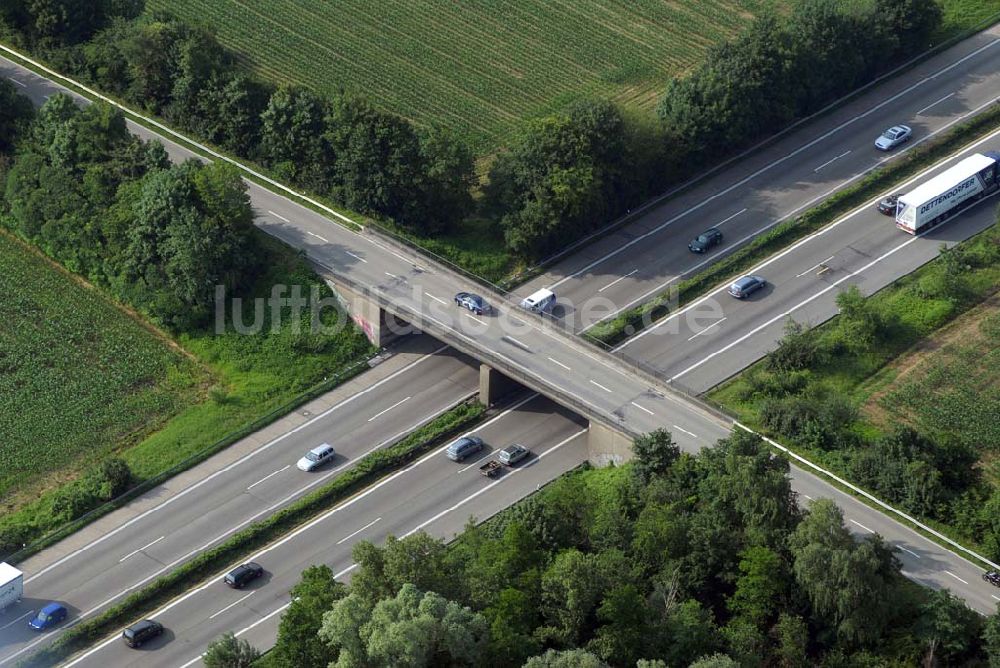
[525,24,1000,348]
[1,30,998,666]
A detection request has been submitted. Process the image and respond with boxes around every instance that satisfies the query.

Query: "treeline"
[0,0,944,262]
[254,430,1000,668]
[0,91,258,329]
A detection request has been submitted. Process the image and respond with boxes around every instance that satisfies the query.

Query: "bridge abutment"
[479,364,524,407]
[587,421,634,467]
[326,278,410,347]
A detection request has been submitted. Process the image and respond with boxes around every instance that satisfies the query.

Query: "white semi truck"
[0,562,23,612]
[895,152,1000,234]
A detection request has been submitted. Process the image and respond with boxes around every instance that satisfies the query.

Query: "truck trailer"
[0,562,23,612]
[895,152,1000,234]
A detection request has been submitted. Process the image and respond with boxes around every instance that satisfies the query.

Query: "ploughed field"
[0,234,201,502]
[147,0,771,151]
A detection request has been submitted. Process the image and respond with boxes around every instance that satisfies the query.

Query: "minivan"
[224,562,264,588]
[122,619,163,648]
[520,288,556,313]
[446,436,484,462]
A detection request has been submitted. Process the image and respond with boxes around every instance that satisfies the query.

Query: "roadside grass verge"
[19,400,486,668]
[0,232,374,561]
[585,101,1000,347]
[710,223,1000,560]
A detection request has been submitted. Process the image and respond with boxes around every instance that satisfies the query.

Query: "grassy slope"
[149,0,774,153]
[0,231,373,539]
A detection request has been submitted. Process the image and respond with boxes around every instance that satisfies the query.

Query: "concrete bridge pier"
[479,364,524,407]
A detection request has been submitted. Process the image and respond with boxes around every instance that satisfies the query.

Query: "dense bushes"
[1,94,259,329]
[0,0,946,265]
[265,430,999,667]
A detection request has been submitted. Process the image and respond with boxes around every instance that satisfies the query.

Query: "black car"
[984,571,1000,587]
[454,292,489,315]
[224,562,264,588]
[877,194,901,216]
[688,227,724,253]
[122,619,163,648]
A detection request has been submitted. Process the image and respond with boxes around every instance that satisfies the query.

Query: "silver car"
[297,443,336,471]
[498,443,530,466]
[874,125,911,151]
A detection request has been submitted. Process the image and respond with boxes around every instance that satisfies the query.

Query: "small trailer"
[479,460,503,479]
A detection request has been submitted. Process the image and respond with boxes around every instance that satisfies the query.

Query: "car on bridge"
[688,227,723,253]
[875,125,912,151]
[454,292,490,315]
[728,275,766,299]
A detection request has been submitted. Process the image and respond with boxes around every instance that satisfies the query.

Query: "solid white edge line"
[548,37,1000,292]
[736,422,1000,574]
[208,591,255,620]
[24,345,450,585]
[616,92,1000,348]
[61,395,544,668]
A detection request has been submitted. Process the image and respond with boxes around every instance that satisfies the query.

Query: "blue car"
[28,603,67,631]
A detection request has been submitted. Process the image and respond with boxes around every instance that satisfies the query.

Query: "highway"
[525,26,1000,358]
[1,25,999,665]
[0,337,481,664]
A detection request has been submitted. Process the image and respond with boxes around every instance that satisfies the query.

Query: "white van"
[520,288,556,313]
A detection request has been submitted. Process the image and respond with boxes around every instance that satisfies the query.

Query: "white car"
[874,125,912,151]
[297,443,336,471]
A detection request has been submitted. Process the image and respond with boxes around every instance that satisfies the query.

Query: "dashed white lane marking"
[796,255,836,277]
[944,571,969,585]
[589,380,613,393]
[119,536,165,563]
[0,611,34,630]
[267,210,289,223]
[425,292,447,305]
[344,250,367,263]
[464,313,486,326]
[672,424,697,439]
[209,591,255,620]
[548,357,571,371]
[715,208,747,227]
[630,401,654,416]
[813,150,852,173]
[246,465,290,491]
[992,594,1000,601]
[850,519,874,534]
[307,230,329,243]
[336,518,381,545]
[898,546,921,559]
[11,79,26,87]
[385,271,397,278]
[802,494,813,500]
[687,317,727,341]
[367,397,411,422]
[598,269,638,293]
[917,92,955,115]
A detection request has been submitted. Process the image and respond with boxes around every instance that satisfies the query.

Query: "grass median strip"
[585,100,1000,348]
[19,400,486,668]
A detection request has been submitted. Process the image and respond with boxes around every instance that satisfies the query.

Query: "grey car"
[498,443,530,466]
[446,436,484,462]
[728,275,766,299]
[874,125,911,151]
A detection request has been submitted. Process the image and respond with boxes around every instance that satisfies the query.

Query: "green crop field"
[147,0,774,151]
[0,234,203,502]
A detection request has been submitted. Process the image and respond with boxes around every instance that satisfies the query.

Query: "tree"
[768,319,821,372]
[873,0,942,57]
[835,285,882,354]
[688,653,739,668]
[0,78,34,155]
[727,546,788,627]
[914,589,982,666]
[772,613,809,668]
[522,649,609,668]
[789,499,899,645]
[662,600,720,666]
[984,606,1000,668]
[203,632,260,668]
[272,565,346,668]
[98,458,131,499]
[538,549,606,646]
[259,86,329,188]
[319,583,489,668]
[349,533,460,605]
[483,587,541,667]
[632,429,680,486]
[588,584,650,666]
[417,126,475,232]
